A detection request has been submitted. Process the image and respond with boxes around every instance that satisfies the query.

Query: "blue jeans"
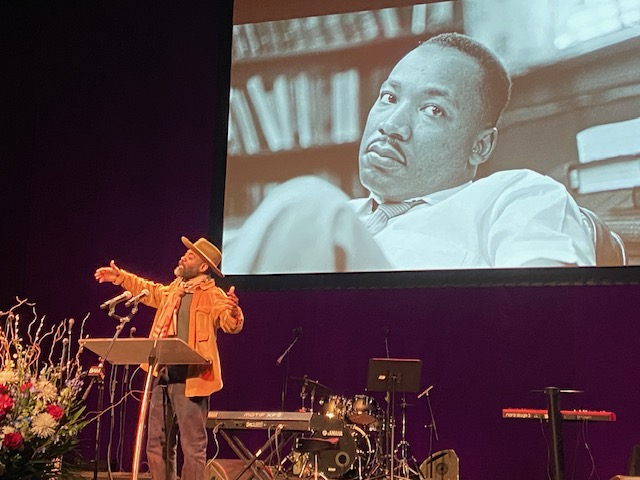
[146,376,208,480]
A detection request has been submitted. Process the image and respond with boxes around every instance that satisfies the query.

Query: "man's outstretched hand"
[225,285,240,318]
[94,260,121,283]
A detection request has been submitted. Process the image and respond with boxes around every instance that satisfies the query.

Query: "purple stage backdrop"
[2,3,639,480]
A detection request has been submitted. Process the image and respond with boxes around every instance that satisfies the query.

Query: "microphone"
[100,291,132,310]
[418,385,434,398]
[129,326,137,337]
[124,289,149,307]
[276,328,302,366]
[276,350,288,366]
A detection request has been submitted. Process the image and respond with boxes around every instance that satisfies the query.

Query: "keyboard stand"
[216,426,297,480]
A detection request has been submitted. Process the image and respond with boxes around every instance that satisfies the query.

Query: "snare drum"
[347,395,381,426]
[320,395,348,420]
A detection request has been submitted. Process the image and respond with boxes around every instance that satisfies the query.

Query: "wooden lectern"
[81,337,209,480]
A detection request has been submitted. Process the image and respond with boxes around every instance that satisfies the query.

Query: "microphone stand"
[277,330,301,410]
[84,300,141,480]
[418,386,438,480]
[384,328,390,359]
[117,326,136,470]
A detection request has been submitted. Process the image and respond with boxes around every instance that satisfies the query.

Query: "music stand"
[366,358,422,393]
[81,338,209,480]
[366,358,422,480]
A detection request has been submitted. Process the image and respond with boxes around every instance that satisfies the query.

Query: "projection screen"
[216,0,640,288]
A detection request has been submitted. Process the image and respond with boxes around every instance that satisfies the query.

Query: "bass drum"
[314,424,376,479]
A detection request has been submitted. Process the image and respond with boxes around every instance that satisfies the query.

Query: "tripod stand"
[394,395,422,479]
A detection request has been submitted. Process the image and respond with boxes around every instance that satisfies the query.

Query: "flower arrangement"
[0,299,89,479]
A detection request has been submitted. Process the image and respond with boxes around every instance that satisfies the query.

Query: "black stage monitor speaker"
[629,445,640,476]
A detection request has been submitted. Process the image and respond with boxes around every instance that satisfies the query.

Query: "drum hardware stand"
[300,381,309,412]
[297,376,319,413]
[295,437,339,480]
[394,395,423,480]
[418,385,438,479]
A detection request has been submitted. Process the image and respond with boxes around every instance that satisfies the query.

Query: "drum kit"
[286,377,422,480]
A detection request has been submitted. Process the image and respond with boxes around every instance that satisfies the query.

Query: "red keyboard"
[502,408,616,422]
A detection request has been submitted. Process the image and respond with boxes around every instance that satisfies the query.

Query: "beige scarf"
[151,275,210,338]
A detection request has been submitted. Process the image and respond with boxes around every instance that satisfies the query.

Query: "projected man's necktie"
[364,200,424,235]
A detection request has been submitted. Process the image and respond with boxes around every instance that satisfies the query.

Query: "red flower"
[3,431,23,449]
[46,403,64,421]
[19,381,32,392]
[0,393,13,418]
[0,383,8,395]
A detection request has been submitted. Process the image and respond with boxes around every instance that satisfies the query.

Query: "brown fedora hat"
[181,236,224,277]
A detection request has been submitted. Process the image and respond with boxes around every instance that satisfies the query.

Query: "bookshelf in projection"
[223,3,460,224]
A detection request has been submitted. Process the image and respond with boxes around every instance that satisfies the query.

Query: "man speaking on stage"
[94,236,244,480]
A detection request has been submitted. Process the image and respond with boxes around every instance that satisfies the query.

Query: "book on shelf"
[228,68,362,156]
[569,117,640,194]
[568,155,640,195]
[331,69,360,144]
[576,116,640,163]
[302,16,327,50]
[241,23,262,58]
[272,74,295,150]
[246,75,286,152]
[323,14,348,48]
[232,24,250,60]
[354,10,381,41]
[280,17,307,53]
[226,108,242,156]
[341,12,365,44]
[230,4,459,62]
[293,71,313,149]
[410,4,428,35]
[228,87,261,155]
[377,7,402,38]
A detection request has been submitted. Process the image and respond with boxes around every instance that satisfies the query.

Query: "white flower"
[34,379,58,402]
[0,369,18,384]
[31,412,57,438]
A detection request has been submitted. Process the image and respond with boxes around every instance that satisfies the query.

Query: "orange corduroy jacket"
[114,269,244,397]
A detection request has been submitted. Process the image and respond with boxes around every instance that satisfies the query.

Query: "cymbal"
[291,376,332,394]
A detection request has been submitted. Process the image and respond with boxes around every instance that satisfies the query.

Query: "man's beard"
[174,264,200,280]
